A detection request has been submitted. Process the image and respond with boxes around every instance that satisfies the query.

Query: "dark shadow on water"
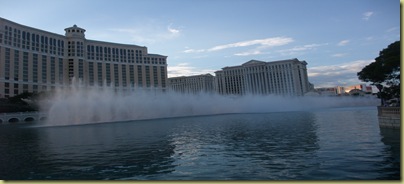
[377,128,401,180]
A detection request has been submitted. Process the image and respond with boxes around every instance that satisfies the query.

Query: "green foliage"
[357,41,400,103]
[0,92,44,113]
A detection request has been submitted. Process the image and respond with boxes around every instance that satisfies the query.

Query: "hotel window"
[106,63,111,84]
[104,47,108,61]
[87,45,91,59]
[137,65,143,87]
[79,42,83,57]
[42,55,47,83]
[153,66,158,87]
[21,31,26,48]
[99,46,103,61]
[14,50,19,81]
[23,52,28,82]
[129,65,134,86]
[107,47,111,61]
[51,57,56,84]
[35,34,39,51]
[68,59,74,79]
[58,58,63,84]
[57,40,63,56]
[89,62,94,85]
[114,64,119,87]
[96,46,100,60]
[97,63,103,86]
[78,59,83,79]
[145,66,150,87]
[5,48,10,80]
[122,65,127,87]
[33,54,38,83]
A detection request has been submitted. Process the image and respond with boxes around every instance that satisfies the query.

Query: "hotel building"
[215,59,311,96]
[168,74,214,94]
[0,18,167,98]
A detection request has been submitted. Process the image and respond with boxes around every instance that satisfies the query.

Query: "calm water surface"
[0,106,400,180]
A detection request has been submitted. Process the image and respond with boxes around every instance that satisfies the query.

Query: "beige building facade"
[0,18,167,97]
[168,74,214,94]
[215,59,311,96]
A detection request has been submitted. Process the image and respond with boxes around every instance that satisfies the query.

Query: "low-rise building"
[168,74,214,94]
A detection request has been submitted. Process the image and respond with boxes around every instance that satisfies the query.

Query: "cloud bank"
[308,59,374,87]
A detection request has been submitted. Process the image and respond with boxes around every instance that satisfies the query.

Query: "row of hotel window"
[3,48,167,87]
[221,65,296,75]
[1,25,166,65]
[217,72,297,95]
[2,26,65,56]
[4,48,63,84]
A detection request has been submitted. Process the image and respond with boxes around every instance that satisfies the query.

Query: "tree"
[357,40,400,105]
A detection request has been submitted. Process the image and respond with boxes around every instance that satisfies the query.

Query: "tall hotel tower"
[215,59,311,96]
[0,18,167,98]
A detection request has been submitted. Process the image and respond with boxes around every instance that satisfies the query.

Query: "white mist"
[41,85,380,126]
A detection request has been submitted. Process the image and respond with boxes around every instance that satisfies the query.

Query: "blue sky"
[0,0,400,87]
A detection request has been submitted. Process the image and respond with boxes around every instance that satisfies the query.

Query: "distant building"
[344,84,372,94]
[314,86,345,96]
[0,18,168,98]
[314,84,374,96]
[168,74,214,94]
[215,58,311,96]
[348,89,366,96]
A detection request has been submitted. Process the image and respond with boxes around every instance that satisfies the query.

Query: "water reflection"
[26,121,176,179]
[161,112,320,180]
[0,107,400,180]
[0,125,42,179]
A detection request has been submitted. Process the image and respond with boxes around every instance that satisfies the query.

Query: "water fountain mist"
[41,84,380,126]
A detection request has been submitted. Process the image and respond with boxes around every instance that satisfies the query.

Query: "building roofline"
[219,58,306,70]
[168,73,213,79]
[0,17,153,49]
[0,17,65,38]
[86,39,146,48]
[147,53,168,58]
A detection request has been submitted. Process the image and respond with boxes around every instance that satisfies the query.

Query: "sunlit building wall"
[0,18,167,98]
[344,84,372,93]
[215,58,311,96]
[168,74,214,94]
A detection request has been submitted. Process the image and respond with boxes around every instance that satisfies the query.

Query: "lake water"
[0,106,400,180]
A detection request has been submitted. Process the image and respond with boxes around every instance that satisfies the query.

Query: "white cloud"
[167,24,180,34]
[331,53,347,57]
[182,37,293,54]
[183,49,206,53]
[234,50,263,56]
[337,40,350,46]
[277,43,328,56]
[207,37,294,52]
[168,63,215,77]
[308,60,372,77]
[308,60,374,87]
[362,11,374,21]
